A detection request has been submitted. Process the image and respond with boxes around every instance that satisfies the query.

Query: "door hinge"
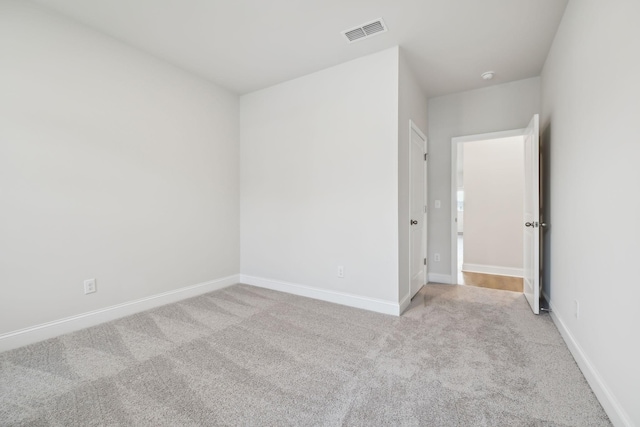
[424,258,427,265]
[424,205,427,213]
[424,153,428,161]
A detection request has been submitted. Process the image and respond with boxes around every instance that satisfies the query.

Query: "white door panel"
[410,123,427,298]
[523,114,540,314]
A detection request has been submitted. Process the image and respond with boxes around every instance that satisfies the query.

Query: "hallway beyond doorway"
[458,235,523,292]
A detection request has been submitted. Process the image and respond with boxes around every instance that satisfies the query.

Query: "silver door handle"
[410,220,418,225]
[525,222,534,227]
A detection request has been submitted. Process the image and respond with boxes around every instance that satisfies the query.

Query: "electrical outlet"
[434,253,441,262]
[337,266,344,278]
[84,278,96,294]
[574,300,579,319]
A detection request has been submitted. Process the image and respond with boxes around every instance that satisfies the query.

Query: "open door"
[523,114,540,314]
[410,122,427,298]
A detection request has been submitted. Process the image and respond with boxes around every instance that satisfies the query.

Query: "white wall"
[240,48,401,311]
[457,149,464,234]
[541,0,640,425]
[427,77,540,282]
[398,49,428,304]
[0,1,240,337]
[462,137,524,275]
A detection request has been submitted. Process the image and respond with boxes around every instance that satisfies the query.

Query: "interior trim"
[0,274,239,352]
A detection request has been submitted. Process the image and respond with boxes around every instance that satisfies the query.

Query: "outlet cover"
[84,278,96,294]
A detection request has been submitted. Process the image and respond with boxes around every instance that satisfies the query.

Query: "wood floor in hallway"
[462,271,523,292]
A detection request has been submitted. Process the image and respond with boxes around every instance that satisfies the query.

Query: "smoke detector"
[481,71,495,80]
[342,18,388,43]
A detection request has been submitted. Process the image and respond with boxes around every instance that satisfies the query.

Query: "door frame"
[450,128,525,285]
[410,120,427,297]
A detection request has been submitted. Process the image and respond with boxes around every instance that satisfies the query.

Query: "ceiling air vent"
[342,18,388,43]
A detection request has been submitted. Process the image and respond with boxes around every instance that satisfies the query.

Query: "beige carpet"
[0,284,610,426]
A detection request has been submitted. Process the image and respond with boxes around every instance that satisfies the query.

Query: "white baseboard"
[399,292,411,315]
[0,274,239,353]
[549,301,632,427]
[462,263,523,278]
[240,274,401,316]
[427,273,453,284]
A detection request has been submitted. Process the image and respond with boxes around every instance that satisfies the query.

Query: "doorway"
[451,130,526,292]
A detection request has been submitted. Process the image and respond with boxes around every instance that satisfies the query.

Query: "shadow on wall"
[540,122,552,302]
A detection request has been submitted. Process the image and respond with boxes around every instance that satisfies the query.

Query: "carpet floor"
[0,284,610,426]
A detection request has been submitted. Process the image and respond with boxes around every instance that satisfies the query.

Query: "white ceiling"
[33,0,568,97]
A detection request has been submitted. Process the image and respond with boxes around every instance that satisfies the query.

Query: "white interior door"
[523,114,540,314]
[410,123,427,298]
